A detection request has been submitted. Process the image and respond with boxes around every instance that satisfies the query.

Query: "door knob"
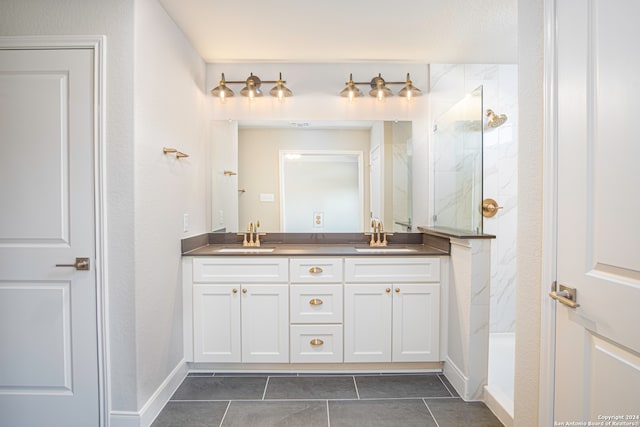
[55,257,90,271]
[549,283,580,308]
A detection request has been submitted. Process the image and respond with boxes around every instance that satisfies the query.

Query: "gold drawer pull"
[309,298,323,306]
[309,266,323,274]
[310,338,324,346]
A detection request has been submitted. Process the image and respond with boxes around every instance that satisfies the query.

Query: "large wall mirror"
[211,120,414,233]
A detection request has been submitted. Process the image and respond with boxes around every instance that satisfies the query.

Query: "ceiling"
[159,0,518,64]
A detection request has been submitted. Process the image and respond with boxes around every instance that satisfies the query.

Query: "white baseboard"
[110,359,188,427]
[484,385,514,427]
[443,357,469,400]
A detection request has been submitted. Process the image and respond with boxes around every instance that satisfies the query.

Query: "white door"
[0,48,99,426]
[241,284,289,363]
[392,284,440,362]
[553,0,640,422]
[193,285,241,363]
[344,284,392,362]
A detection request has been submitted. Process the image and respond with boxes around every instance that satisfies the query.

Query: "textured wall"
[134,0,211,408]
[515,0,544,425]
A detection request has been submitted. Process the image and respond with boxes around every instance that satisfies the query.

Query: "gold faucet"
[237,220,266,247]
[368,219,393,247]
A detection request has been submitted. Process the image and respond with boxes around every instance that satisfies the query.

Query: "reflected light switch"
[260,193,275,202]
[314,212,324,228]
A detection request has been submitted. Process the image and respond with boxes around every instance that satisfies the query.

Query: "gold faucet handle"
[255,232,266,247]
[237,232,249,246]
[382,232,394,246]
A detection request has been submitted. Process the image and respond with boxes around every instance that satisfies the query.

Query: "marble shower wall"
[430,64,518,334]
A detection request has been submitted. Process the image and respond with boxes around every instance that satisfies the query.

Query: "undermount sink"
[217,247,275,253]
[354,247,417,253]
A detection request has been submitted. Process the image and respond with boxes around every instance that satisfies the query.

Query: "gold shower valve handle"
[482,198,503,218]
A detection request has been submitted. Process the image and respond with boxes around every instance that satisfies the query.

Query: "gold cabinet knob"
[385,288,391,293]
[232,288,238,294]
[310,338,324,346]
[309,266,323,274]
[242,288,247,294]
[395,288,400,293]
[309,298,323,306]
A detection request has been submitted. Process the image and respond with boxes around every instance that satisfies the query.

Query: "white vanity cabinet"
[191,257,289,363]
[185,254,442,367]
[344,257,440,363]
[289,258,343,363]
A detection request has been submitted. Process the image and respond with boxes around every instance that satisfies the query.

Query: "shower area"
[430,64,518,425]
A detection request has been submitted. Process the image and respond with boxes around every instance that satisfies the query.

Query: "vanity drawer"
[193,257,289,283]
[290,325,343,363]
[290,258,343,283]
[290,284,343,323]
[344,257,440,283]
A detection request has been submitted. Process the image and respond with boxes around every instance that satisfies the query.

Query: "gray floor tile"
[221,400,327,427]
[329,399,437,427]
[150,401,228,427]
[355,374,452,398]
[171,376,267,400]
[425,398,504,427]
[265,375,358,400]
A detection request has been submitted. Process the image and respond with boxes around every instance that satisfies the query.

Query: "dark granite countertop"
[182,232,451,257]
[418,226,496,240]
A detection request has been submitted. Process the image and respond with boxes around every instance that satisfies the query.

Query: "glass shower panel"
[432,86,483,233]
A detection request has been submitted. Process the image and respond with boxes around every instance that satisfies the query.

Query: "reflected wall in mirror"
[212,120,413,233]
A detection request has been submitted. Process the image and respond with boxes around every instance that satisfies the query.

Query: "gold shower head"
[486,109,508,128]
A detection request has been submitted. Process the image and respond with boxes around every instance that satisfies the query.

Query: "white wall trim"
[0,34,109,427]
[540,0,558,425]
[442,356,468,400]
[484,385,514,427]
[110,359,188,427]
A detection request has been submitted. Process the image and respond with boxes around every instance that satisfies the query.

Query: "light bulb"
[406,89,412,100]
[278,88,284,102]
[219,90,226,103]
[348,88,355,101]
[249,89,255,101]
[377,89,384,101]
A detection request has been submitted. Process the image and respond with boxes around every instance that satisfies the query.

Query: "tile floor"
[152,373,504,427]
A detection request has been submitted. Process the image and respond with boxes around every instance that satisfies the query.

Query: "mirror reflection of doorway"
[280,151,363,232]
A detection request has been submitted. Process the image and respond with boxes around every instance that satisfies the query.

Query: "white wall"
[134,0,211,410]
[515,0,544,425]
[0,0,138,411]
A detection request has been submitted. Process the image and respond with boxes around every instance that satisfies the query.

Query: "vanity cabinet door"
[241,284,289,363]
[344,284,392,362]
[193,285,241,363]
[392,283,440,362]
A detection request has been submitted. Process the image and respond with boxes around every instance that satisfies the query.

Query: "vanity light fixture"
[210,72,293,102]
[340,73,422,101]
